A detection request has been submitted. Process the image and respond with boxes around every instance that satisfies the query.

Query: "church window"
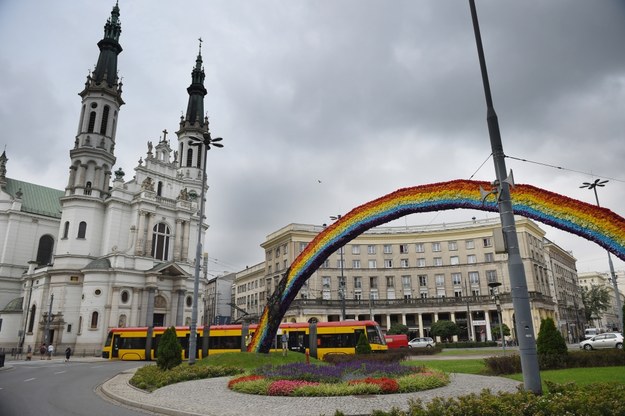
[36,235,54,265]
[62,221,69,239]
[100,105,110,136]
[77,221,87,238]
[87,111,97,133]
[196,146,202,168]
[186,148,193,167]
[27,305,36,333]
[151,223,171,261]
[84,181,92,195]
[186,296,193,307]
[90,311,99,329]
[157,181,163,196]
[121,290,129,303]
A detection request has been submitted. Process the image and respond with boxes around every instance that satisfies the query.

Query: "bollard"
[305,350,310,365]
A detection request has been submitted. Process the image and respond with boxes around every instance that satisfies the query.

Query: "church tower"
[56,2,123,261]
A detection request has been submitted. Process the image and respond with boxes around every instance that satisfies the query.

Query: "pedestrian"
[281,333,288,357]
[47,343,54,360]
[26,345,32,361]
[39,343,47,360]
[65,346,71,362]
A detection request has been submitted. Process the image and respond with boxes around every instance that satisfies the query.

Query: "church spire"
[183,39,207,127]
[92,1,123,87]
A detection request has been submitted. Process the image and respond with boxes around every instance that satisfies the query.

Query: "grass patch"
[438,348,506,357]
[506,366,625,388]
[406,358,487,375]
[200,351,318,370]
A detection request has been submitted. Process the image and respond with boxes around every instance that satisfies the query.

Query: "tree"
[157,326,183,370]
[490,323,511,340]
[536,317,567,356]
[581,285,611,324]
[430,320,461,343]
[386,323,409,335]
[355,332,372,354]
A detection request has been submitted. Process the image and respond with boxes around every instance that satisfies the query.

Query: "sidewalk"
[99,368,522,416]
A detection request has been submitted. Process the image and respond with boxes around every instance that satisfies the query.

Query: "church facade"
[0,3,214,352]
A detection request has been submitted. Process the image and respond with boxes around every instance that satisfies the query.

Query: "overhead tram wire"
[505,154,625,184]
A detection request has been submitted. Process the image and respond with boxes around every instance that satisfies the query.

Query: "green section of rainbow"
[250,179,625,352]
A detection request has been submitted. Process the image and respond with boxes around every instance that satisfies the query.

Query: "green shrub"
[130,363,242,392]
[368,383,625,416]
[156,326,183,370]
[356,332,372,354]
[387,323,409,335]
[536,317,568,356]
[396,371,449,392]
[324,350,407,364]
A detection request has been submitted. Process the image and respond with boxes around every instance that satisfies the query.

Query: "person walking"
[281,333,288,357]
[26,345,32,361]
[39,343,47,360]
[64,347,71,362]
[47,343,54,360]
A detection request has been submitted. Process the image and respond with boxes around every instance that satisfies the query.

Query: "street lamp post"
[469,0,541,393]
[580,179,623,332]
[330,215,346,321]
[488,281,505,354]
[188,131,223,365]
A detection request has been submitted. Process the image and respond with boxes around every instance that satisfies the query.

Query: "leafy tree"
[581,285,611,324]
[157,326,183,370]
[490,323,511,340]
[355,332,372,354]
[386,323,409,335]
[536,317,567,356]
[430,320,461,343]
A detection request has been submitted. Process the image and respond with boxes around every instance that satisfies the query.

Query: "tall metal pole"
[469,0,542,393]
[44,293,53,346]
[188,132,223,364]
[581,179,623,332]
[331,215,346,320]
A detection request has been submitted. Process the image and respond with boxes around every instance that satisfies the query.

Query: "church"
[0,2,213,352]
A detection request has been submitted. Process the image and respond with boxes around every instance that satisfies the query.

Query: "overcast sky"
[1,1,624,278]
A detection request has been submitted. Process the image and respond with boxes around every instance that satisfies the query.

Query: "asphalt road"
[0,358,151,416]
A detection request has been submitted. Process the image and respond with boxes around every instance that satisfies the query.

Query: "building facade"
[235,217,570,342]
[578,271,625,332]
[0,4,214,352]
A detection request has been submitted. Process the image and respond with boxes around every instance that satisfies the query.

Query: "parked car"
[579,332,623,350]
[408,337,436,348]
[384,334,409,349]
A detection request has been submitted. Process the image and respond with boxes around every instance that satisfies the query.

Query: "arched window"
[62,221,70,239]
[36,235,54,265]
[196,146,202,168]
[179,142,183,167]
[100,105,110,136]
[118,314,127,327]
[77,221,87,239]
[157,181,163,196]
[151,223,171,261]
[84,181,92,196]
[186,148,193,167]
[90,311,99,329]
[87,111,97,133]
[27,304,36,333]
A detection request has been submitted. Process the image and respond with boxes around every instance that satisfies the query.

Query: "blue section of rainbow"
[250,179,625,352]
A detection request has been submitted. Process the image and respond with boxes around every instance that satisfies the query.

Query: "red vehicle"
[384,334,409,349]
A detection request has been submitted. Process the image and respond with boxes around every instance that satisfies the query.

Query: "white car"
[579,333,623,350]
[408,337,436,348]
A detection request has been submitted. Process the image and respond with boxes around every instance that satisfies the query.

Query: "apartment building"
[235,216,569,341]
[578,271,625,332]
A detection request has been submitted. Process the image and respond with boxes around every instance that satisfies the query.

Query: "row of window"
[294,239,493,256]
[321,253,495,269]
[317,271,496,291]
[61,221,88,239]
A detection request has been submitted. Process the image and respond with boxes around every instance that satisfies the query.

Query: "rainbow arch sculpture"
[249,179,625,352]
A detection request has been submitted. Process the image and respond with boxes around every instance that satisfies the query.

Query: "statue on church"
[141,177,154,191]
[179,188,189,201]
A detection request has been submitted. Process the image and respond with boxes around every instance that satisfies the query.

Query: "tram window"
[120,337,146,349]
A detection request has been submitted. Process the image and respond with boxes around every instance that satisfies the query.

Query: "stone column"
[175,289,185,326]
[418,313,424,337]
[401,313,407,326]
[129,288,140,326]
[136,211,147,256]
[110,287,120,327]
[174,219,183,261]
[145,287,156,327]
[450,312,458,342]
[145,213,155,256]
[181,221,189,261]
[485,310,493,341]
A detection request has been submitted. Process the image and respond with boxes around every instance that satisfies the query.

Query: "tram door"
[288,331,307,353]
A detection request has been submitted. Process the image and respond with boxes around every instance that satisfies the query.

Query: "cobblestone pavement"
[100,369,522,416]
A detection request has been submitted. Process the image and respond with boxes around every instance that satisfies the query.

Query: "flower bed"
[228,360,449,396]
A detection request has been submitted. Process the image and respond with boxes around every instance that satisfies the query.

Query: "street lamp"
[330,215,346,321]
[580,179,623,332]
[488,281,505,354]
[188,131,223,365]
